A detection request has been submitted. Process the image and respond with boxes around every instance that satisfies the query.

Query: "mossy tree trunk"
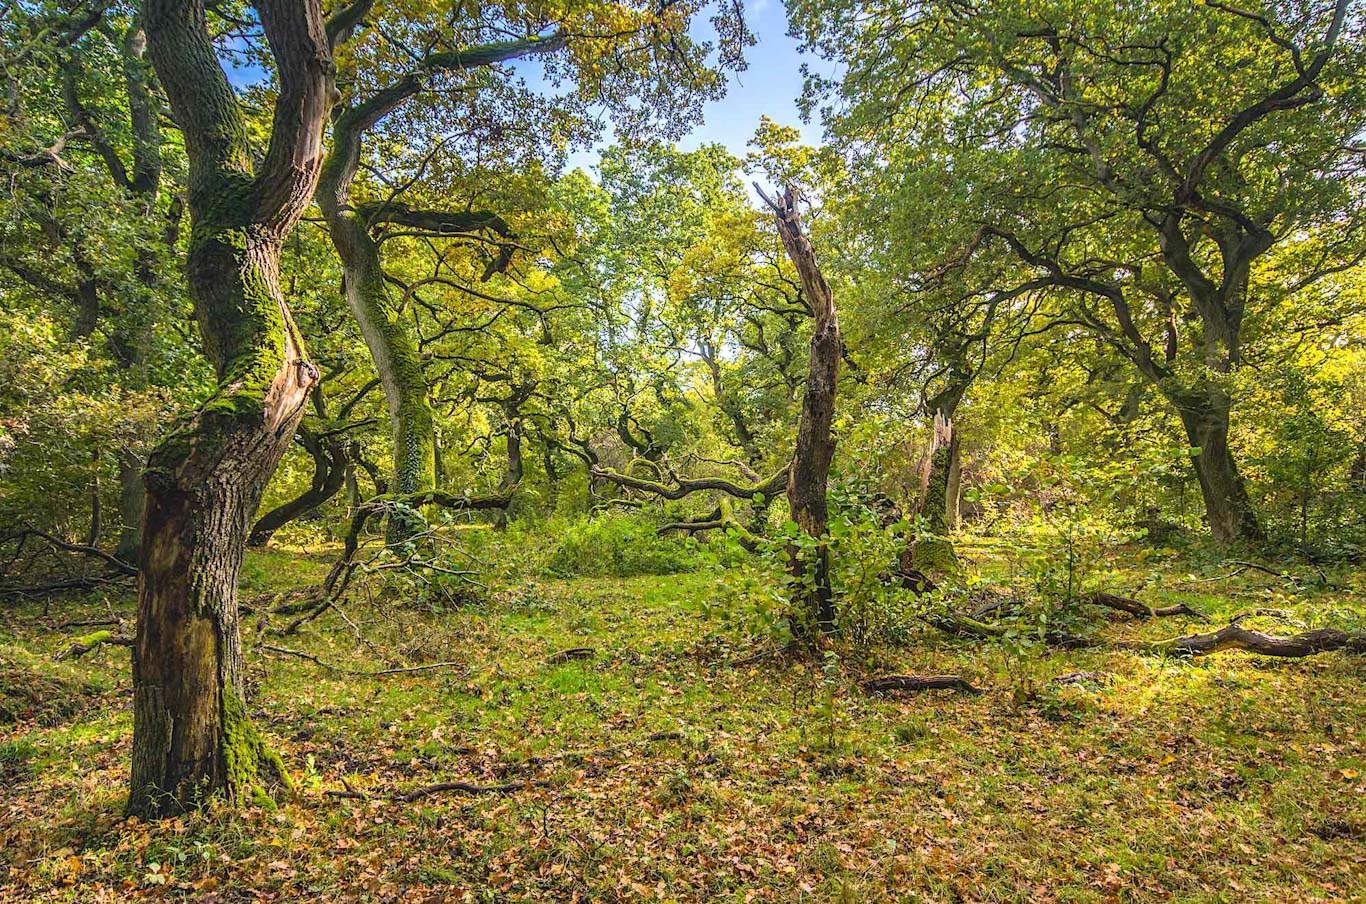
[760,186,840,638]
[128,0,340,818]
[903,412,959,579]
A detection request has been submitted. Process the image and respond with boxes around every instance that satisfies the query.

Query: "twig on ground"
[861,675,983,695]
[546,647,595,664]
[258,643,463,677]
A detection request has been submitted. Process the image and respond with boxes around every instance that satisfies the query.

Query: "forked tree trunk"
[129,0,335,818]
[760,186,840,638]
[316,34,562,505]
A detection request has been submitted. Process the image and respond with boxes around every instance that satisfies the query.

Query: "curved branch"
[592,462,788,502]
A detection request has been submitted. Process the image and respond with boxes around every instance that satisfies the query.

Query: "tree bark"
[1125,623,1365,657]
[944,429,962,530]
[316,159,435,498]
[901,411,958,583]
[760,186,840,638]
[129,0,335,818]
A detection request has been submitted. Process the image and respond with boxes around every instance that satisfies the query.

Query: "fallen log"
[861,675,982,695]
[1121,624,1366,658]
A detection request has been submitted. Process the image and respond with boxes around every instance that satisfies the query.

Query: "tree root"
[861,674,982,695]
[1120,624,1366,658]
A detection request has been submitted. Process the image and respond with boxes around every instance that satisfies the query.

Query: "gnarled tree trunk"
[760,186,840,638]
[129,0,336,818]
[316,152,435,498]
[1175,391,1264,544]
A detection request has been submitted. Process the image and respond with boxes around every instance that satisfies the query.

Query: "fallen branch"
[918,611,1088,648]
[1228,609,1306,628]
[1087,591,1206,620]
[861,675,982,695]
[258,644,464,677]
[1121,624,1366,658]
[659,496,763,552]
[514,730,686,769]
[1053,671,1110,685]
[1229,560,1292,580]
[727,645,785,667]
[326,777,538,802]
[57,616,123,630]
[546,647,595,664]
[54,630,133,661]
[3,528,137,576]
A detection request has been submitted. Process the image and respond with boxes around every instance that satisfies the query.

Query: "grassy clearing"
[1,546,1364,902]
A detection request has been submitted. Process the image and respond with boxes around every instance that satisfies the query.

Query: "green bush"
[544,512,698,577]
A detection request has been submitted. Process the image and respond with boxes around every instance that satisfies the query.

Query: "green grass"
[1,549,1363,902]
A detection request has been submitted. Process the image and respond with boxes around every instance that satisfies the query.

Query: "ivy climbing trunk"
[129,0,336,817]
[760,186,840,638]
[315,158,436,499]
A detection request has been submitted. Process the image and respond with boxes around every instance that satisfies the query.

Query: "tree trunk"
[329,228,435,497]
[114,450,144,563]
[760,186,839,638]
[1176,394,1264,543]
[494,416,524,529]
[944,432,962,530]
[901,412,958,581]
[315,35,565,502]
[130,0,335,818]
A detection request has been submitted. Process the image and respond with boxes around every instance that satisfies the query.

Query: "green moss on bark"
[221,681,292,810]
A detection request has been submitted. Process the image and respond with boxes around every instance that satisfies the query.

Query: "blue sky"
[502,0,826,174]
[568,0,825,172]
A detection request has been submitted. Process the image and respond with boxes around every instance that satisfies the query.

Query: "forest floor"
[1,541,1364,903]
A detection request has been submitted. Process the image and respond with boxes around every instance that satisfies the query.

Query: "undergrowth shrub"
[543,512,700,577]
